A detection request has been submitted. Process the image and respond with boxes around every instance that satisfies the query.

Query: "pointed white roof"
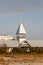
[16,22,26,34]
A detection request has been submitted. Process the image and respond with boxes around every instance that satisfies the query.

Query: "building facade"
[0,35,13,40]
[16,22,26,43]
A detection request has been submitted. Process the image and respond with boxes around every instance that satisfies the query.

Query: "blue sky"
[0,0,43,40]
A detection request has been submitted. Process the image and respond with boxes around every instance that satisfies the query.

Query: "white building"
[16,22,30,49]
[0,35,13,40]
[16,22,26,43]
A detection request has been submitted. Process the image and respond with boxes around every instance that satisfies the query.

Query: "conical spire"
[16,22,26,34]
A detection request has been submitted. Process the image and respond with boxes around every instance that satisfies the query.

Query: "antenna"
[20,16,23,23]
[18,9,25,23]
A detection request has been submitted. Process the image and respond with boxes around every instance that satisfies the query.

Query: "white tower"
[16,22,26,43]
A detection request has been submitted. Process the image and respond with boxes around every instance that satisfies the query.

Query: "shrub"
[12,47,26,54]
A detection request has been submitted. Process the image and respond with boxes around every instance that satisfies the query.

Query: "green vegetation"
[0,47,27,54]
[29,47,43,54]
[0,47,43,54]
[12,47,26,54]
[0,43,9,54]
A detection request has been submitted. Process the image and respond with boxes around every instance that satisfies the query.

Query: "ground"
[0,54,43,65]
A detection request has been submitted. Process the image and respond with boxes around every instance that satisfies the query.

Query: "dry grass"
[0,54,43,65]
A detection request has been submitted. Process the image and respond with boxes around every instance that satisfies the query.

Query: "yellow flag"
[19,10,25,13]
